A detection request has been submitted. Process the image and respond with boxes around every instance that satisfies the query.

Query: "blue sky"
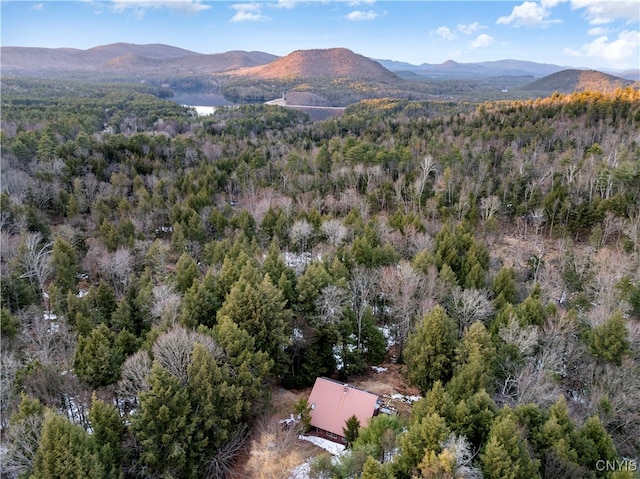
[2,1,639,70]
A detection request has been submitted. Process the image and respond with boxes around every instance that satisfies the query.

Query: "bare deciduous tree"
[499,315,539,357]
[480,195,501,222]
[448,287,494,338]
[201,426,248,479]
[349,266,378,349]
[23,307,76,369]
[585,360,640,456]
[289,219,313,252]
[150,283,182,326]
[414,155,437,214]
[19,232,53,306]
[151,326,221,386]
[320,218,348,247]
[441,433,483,479]
[0,352,20,429]
[98,247,132,298]
[379,261,427,352]
[2,412,44,478]
[118,350,152,403]
[513,363,562,409]
[315,284,348,327]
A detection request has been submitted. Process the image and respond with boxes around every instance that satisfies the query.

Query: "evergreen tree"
[353,415,403,463]
[492,267,517,310]
[213,316,273,416]
[74,323,123,387]
[450,390,497,449]
[174,252,199,294]
[180,270,221,329]
[396,413,450,478]
[186,343,245,473]
[89,394,124,478]
[295,261,333,315]
[343,415,361,448]
[575,415,618,476]
[404,306,457,394]
[586,310,630,365]
[31,410,107,479]
[446,321,496,402]
[130,362,194,478]
[216,273,292,375]
[481,413,541,479]
[50,237,79,307]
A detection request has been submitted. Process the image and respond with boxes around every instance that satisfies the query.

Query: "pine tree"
[180,270,221,329]
[174,252,199,294]
[50,237,79,308]
[186,343,244,473]
[404,306,458,394]
[586,310,630,365]
[213,316,273,416]
[74,323,123,387]
[130,362,194,478]
[353,415,403,463]
[447,321,496,402]
[295,261,333,315]
[396,412,450,477]
[31,410,107,479]
[89,394,124,478]
[343,415,361,447]
[481,413,541,479]
[216,273,292,374]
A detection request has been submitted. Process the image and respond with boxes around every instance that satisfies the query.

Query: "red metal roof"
[307,377,379,438]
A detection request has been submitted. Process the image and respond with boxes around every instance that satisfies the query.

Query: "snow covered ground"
[288,435,346,479]
[299,435,346,455]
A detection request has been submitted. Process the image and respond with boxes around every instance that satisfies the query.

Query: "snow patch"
[299,435,345,455]
[371,366,388,373]
[390,393,422,404]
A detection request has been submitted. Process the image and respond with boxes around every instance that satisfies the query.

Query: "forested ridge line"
[1,82,639,478]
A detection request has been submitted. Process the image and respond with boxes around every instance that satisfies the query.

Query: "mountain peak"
[523,69,633,93]
[230,47,398,82]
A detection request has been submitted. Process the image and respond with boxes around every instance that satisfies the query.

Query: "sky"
[1,0,639,71]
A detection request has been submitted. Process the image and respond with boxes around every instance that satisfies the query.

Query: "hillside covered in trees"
[1,77,639,479]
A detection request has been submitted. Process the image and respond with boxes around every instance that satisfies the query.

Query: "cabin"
[307,377,380,444]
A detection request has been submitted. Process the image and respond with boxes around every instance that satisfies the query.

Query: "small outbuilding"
[307,377,380,444]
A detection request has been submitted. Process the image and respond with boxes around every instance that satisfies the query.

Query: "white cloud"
[470,33,494,48]
[434,26,457,40]
[274,0,300,9]
[570,0,640,25]
[33,3,44,10]
[457,22,481,35]
[564,30,640,68]
[587,26,609,35]
[496,1,561,27]
[345,10,380,21]
[230,3,269,22]
[348,0,376,5]
[110,0,210,16]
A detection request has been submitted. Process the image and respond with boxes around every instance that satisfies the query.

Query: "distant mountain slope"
[102,51,279,74]
[88,42,200,59]
[522,69,635,93]
[0,44,276,76]
[231,48,399,82]
[377,58,565,78]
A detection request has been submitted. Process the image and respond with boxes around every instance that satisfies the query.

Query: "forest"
[1,76,639,479]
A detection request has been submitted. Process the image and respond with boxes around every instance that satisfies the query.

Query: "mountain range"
[1,43,637,105]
